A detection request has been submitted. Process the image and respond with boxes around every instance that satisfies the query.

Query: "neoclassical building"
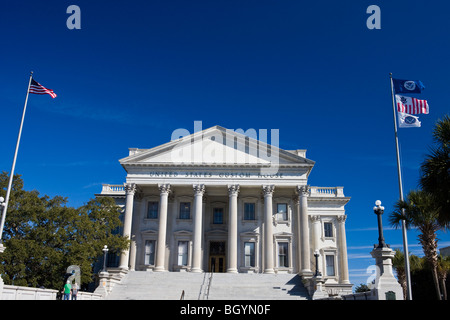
[98,125,351,290]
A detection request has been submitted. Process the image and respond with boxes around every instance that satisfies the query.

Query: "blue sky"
[1,1,449,288]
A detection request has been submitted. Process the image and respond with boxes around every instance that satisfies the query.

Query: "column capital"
[262,185,275,196]
[227,184,240,196]
[296,185,310,196]
[124,183,136,195]
[310,215,321,223]
[193,184,205,196]
[158,184,171,195]
[337,214,347,223]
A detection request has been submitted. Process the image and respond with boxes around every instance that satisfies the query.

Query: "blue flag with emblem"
[393,78,425,94]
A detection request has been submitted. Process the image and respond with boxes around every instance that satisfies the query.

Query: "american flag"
[395,94,429,114]
[29,79,57,98]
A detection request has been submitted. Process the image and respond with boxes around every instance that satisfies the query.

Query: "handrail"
[205,272,213,300]
[180,290,185,300]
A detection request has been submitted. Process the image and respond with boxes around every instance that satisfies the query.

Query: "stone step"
[105,271,310,300]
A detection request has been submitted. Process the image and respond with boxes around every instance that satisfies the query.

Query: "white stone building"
[97,125,352,294]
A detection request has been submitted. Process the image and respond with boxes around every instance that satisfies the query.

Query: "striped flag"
[395,94,429,114]
[29,79,57,98]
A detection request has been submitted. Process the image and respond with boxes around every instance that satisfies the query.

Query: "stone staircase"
[208,273,309,300]
[105,271,310,300]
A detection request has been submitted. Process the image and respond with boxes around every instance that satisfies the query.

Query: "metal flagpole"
[389,72,413,300]
[0,71,34,249]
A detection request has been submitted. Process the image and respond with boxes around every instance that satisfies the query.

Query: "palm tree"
[420,114,450,227]
[437,254,450,300]
[392,249,423,299]
[390,190,443,300]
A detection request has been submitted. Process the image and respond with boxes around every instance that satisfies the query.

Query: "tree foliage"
[420,114,450,227]
[0,172,129,290]
[390,190,444,300]
[392,250,450,300]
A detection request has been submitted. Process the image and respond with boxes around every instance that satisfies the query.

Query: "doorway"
[209,241,226,272]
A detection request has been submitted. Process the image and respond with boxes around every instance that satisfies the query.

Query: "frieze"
[144,171,286,179]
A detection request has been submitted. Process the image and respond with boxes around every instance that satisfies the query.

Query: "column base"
[118,265,129,271]
[264,269,275,274]
[299,270,313,277]
[191,268,203,273]
[227,268,238,274]
[154,266,167,272]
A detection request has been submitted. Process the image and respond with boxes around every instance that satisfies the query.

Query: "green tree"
[437,254,450,300]
[389,190,444,300]
[354,283,370,293]
[392,249,423,299]
[420,114,450,227]
[0,172,129,290]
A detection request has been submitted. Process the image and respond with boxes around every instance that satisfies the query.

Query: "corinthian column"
[155,184,171,272]
[227,184,239,273]
[191,184,205,273]
[262,185,275,274]
[337,215,350,284]
[297,185,312,275]
[119,183,136,270]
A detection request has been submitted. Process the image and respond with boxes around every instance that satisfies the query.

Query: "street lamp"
[314,249,322,277]
[373,200,387,248]
[102,245,109,272]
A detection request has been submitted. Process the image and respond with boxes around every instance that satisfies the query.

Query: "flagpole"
[389,72,413,300]
[0,71,34,249]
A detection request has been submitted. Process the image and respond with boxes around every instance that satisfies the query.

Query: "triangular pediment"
[119,125,314,170]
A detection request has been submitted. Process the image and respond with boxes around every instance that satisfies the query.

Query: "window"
[213,208,224,224]
[147,201,158,219]
[244,242,255,267]
[324,222,333,237]
[276,203,288,221]
[326,255,335,276]
[180,202,191,219]
[244,203,256,220]
[144,240,155,265]
[177,241,188,266]
[278,242,289,267]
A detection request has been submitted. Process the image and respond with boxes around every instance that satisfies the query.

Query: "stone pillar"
[337,215,350,284]
[310,215,321,251]
[227,184,239,273]
[310,215,321,273]
[119,183,136,270]
[371,247,404,300]
[129,240,137,271]
[297,185,312,275]
[262,185,275,274]
[191,184,205,273]
[155,184,171,272]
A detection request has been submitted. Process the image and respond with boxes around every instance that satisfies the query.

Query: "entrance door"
[209,241,226,273]
[209,255,226,272]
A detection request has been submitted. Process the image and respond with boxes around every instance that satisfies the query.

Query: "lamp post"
[102,245,109,272]
[314,249,322,277]
[373,200,387,248]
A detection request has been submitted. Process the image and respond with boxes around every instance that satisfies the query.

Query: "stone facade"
[97,125,352,296]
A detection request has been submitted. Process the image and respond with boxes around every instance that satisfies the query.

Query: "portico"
[98,125,351,289]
